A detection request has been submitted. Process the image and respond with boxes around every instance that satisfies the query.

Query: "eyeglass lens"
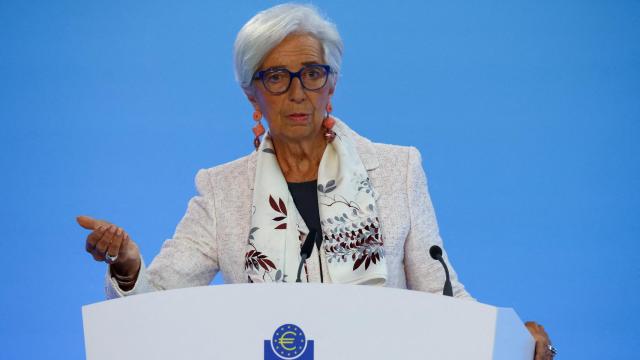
[263,65,328,93]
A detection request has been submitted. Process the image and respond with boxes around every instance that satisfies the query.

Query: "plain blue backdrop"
[1,0,638,358]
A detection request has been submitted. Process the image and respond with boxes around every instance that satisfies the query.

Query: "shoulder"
[193,153,253,196]
[368,142,426,193]
[370,142,420,164]
[348,126,424,180]
[336,118,424,175]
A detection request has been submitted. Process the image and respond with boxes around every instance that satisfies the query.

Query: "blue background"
[1,0,638,358]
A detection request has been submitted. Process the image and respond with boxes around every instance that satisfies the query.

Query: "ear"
[244,89,260,111]
[328,76,338,96]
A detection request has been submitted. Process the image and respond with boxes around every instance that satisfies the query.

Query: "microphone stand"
[429,245,453,297]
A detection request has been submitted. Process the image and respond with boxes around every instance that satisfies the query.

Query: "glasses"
[253,64,332,95]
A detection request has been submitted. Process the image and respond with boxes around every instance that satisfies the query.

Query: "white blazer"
[105,120,473,300]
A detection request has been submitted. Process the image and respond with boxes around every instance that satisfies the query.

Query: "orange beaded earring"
[323,102,336,143]
[252,110,265,150]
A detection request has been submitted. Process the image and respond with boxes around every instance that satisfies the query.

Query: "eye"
[265,70,287,83]
[302,66,327,81]
[307,70,320,78]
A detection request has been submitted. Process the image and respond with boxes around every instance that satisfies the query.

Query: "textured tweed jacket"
[105,120,473,300]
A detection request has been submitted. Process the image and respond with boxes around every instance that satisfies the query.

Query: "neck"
[271,132,327,182]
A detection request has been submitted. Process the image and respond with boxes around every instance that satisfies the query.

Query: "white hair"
[233,3,343,94]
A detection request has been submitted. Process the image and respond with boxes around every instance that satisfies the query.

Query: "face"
[247,34,335,144]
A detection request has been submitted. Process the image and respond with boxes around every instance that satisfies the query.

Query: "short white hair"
[233,3,343,93]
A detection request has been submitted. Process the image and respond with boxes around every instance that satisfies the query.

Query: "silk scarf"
[245,119,388,285]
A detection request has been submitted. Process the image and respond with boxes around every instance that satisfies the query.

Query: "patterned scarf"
[245,119,388,285]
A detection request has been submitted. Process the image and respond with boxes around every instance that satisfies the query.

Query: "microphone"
[429,245,453,297]
[296,229,318,283]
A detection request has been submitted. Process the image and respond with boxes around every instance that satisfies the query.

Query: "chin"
[279,126,318,142]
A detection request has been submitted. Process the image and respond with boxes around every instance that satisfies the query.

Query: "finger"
[77,215,97,230]
[534,340,547,360]
[525,321,540,339]
[120,233,131,255]
[92,224,112,251]
[538,325,549,337]
[77,215,111,230]
[106,228,125,261]
[95,225,116,255]
[91,247,107,262]
[535,324,550,343]
[543,343,552,360]
[86,225,108,251]
[91,239,107,262]
[91,248,106,262]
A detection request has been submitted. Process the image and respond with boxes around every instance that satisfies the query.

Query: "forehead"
[260,34,325,70]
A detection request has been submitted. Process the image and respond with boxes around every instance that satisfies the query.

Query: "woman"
[77,3,555,359]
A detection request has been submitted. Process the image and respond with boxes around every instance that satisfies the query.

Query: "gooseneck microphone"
[429,245,453,297]
[296,230,318,283]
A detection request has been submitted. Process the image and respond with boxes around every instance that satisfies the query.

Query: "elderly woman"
[77,3,554,359]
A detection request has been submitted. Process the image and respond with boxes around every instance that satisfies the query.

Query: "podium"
[82,284,534,359]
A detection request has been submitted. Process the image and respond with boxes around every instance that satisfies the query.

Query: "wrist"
[111,257,141,281]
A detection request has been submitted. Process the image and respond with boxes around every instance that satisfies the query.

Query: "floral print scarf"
[245,119,388,285]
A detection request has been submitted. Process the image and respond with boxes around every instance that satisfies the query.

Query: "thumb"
[76,215,110,230]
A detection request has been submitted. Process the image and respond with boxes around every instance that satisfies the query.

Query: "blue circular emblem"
[271,324,306,359]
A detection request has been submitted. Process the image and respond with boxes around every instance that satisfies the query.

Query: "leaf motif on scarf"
[323,217,385,271]
[269,195,288,215]
[269,195,280,213]
[244,250,277,271]
[278,198,287,215]
[353,246,384,271]
[318,179,337,194]
[247,226,259,243]
[268,195,288,229]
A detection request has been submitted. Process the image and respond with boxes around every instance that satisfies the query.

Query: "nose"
[288,76,306,103]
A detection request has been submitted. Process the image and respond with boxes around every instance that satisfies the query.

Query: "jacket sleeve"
[403,147,475,300]
[105,169,219,298]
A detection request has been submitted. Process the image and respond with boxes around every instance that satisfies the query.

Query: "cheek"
[256,93,280,117]
[264,97,288,129]
[314,93,331,114]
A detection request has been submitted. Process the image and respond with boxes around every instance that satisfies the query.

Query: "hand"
[525,321,555,360]
[76,215,141,278]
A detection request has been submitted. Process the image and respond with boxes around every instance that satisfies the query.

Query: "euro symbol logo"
[277,331,297,351]
[266,323,313,359]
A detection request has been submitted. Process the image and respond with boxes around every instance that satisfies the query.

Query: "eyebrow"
[262,61,322,70]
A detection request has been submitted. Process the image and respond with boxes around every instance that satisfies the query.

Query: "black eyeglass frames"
[252,64,332,94]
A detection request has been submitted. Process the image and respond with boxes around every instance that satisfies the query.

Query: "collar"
[246,119,379,190]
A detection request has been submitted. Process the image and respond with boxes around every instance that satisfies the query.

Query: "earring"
[252,110,265,150]
[323,102,336,143]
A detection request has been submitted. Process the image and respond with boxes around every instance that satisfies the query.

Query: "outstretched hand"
[77,215,141,278]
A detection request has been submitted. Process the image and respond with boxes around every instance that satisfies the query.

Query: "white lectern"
[82,284,534,359]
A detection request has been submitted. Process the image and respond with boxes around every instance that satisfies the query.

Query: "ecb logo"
[264,324,314,360]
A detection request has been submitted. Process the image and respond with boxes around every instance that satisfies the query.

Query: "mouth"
[287,113,310,122]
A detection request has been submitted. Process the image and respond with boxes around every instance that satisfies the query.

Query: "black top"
[287,179,322,250]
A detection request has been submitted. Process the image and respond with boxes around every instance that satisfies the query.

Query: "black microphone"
[296,229,318,283]
[429,245,453,297]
